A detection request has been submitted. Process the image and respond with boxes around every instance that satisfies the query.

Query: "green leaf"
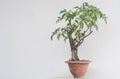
[84,2,88,6]
[93,23,98,30]
[61,13,66,19]
[61,33,68,42]
[74,6,79,9]
[57,33,61,40]
[75,20,78,24]
[50,32,55,40]
[75,30,81,39]
[93,14,97,21]
[102,14,107,24]
[64,37,68,42]
[80,21,84,29]
[82,33,85,37]
[55,28,60,33]
[56,17,61,23]
[104,18,107,24]
[59,9,67,14]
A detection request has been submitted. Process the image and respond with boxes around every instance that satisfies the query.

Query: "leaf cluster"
[51,2,107,48]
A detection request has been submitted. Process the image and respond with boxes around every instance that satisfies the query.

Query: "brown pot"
[65,60,91,78]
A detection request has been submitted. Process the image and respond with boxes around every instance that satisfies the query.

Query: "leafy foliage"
[51,2,107,48]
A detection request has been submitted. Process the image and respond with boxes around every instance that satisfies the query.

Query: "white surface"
[54,77,112,79]
[0,0,120,79]
[54,78,103,79]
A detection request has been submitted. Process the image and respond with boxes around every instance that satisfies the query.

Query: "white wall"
[0,0,120,79]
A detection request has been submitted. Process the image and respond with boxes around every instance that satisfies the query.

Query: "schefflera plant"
[51,2,107,61]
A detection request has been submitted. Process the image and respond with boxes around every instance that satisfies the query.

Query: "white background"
[0,0,120,79]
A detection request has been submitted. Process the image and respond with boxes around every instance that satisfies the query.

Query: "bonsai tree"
[51,2,107,61]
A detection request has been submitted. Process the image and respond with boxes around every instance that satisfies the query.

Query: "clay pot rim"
[65,60,91,63]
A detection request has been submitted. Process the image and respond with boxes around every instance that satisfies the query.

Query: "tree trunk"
[68,35,79,61]
[70,48,79,61]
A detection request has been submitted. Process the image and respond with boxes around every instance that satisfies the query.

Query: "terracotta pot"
[65,60,91,78]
